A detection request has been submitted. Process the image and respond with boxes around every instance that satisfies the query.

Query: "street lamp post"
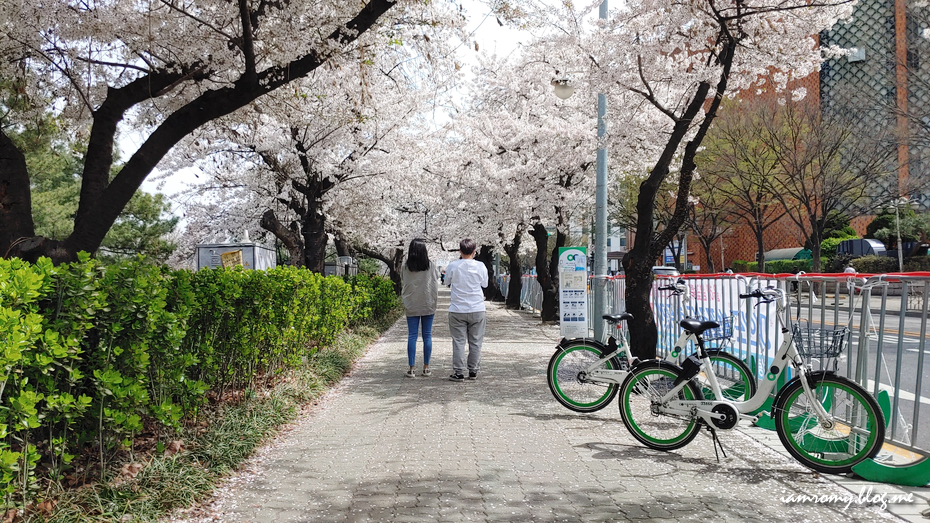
[551,1,608,340]
[413,201,429,235]
[894,196,912,272]
[592,0,609,341]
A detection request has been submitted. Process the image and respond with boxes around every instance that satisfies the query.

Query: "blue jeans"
[406,314,434,366]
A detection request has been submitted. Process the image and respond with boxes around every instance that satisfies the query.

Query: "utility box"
[196,243,276,270]
[324,256,358,277]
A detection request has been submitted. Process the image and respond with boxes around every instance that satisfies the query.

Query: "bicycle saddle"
[602,313,633,323]
[679,318,719,335]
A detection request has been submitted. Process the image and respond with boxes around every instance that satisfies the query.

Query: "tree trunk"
[699,237,716,274]
[755,217,766,273]
[356,245,403,292]
[530,223,561,322]
[503,227,524,310]
[332,228,354,258]
[301,209,327,273]
[1,0,398,264]
[475,245,504,302]
[260,210,304,266]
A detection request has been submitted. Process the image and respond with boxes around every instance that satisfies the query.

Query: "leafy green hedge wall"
[0,255,396,505]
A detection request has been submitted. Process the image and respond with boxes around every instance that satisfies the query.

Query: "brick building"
[654,1,929,273]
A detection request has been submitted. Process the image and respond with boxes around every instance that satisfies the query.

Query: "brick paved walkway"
[171,290,925,522]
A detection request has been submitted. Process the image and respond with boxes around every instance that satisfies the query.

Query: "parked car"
[652,266,680,277]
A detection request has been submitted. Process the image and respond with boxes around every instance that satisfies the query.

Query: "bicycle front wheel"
[547,343,622,412]
[700,350,757,402]
[773,373,884,474]
[618,360,703,451]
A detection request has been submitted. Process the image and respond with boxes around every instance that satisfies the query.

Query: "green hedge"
[0,256,396,507]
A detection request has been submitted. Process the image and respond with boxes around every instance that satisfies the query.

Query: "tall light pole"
[592,0,609,340]
[894,196,912,272]
[551,0,609,340]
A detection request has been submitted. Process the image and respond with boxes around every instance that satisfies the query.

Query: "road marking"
[867,379,930,406]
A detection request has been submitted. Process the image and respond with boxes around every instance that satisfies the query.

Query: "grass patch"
[27,308,401,523]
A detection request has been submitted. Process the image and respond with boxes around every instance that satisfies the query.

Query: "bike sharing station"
[546,267,930,493]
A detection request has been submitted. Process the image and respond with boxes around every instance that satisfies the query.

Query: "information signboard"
[558,247,588,338]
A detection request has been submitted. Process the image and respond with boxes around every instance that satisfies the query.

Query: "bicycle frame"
[657,291,831,427]
[558,329,633,386]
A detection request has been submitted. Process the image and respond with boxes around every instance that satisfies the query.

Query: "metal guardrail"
[502,271,929,457]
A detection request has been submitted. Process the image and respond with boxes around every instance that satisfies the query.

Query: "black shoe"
[467,372,478,380]
[449,374,465,382]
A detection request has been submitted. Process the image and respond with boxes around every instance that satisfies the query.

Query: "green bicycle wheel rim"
[622,368,698,446]
[553,346,616,408]
[780,380,880,468]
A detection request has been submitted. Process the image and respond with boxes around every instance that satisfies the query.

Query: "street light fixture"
[412,201,429,235]
[550,78,575,100]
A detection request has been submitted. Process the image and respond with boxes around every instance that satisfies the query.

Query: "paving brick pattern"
[173,291,914,522]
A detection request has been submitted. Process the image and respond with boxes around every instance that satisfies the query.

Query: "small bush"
[904,255,930,272]
[732,260,748,272]
[851,255,899,273]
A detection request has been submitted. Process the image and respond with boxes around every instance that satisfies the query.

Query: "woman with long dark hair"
[401,238,440,377]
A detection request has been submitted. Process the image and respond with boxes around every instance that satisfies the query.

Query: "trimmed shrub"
[0,257,397,507]
[851,255,898,273]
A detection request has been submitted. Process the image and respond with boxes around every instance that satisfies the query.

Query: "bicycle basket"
[701,315,734,342]
[791,323,849,359]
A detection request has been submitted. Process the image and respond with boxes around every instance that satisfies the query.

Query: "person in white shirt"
[443,238,488,381]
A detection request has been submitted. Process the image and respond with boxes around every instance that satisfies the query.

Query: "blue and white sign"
[558,247,588,338]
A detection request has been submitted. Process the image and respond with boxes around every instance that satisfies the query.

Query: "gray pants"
[448,311,486,375]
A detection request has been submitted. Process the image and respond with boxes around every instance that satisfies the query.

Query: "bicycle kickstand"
[706,425,727,462]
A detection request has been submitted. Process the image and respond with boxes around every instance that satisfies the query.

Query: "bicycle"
[548,278,755,412]
[617,281,885,474]
[657,278,756,403]
[547,313,636,413]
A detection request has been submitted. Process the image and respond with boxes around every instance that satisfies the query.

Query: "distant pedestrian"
[401,238,440,378]
[444,238,488,382]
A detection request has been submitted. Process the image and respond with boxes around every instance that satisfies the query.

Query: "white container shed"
[195,243,277,270]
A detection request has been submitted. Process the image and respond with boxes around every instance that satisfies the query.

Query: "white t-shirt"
[444,258,488,313]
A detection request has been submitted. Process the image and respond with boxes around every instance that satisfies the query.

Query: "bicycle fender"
[628,358,684,374]
[555,337,608,351]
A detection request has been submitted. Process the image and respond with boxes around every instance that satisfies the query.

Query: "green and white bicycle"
[547,278,755,413]
[617,282,885,474]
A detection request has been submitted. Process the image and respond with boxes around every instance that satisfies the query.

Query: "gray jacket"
[401,262,439,317]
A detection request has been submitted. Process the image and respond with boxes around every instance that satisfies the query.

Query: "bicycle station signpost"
[558,247,588,338]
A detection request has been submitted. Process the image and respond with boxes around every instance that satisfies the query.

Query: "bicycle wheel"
[773,373,884,474]
[547,342,622,412]
[618,360,704,450]
[700,350,757,402]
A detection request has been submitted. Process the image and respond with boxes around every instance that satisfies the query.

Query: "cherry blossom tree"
[504,0,857,357]
[0,0,461,264]
[166,23,462,273]
[440,51,597,319]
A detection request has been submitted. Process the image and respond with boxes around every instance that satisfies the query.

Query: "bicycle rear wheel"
[700,350,757,402]
[618,360,703,450]
[547,342,622,412]
[773,373,884,474]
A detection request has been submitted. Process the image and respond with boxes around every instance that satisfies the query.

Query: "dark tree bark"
[4,0,398,263]
[0,130,39,258]
[530,223,563,322]
[623,33,737,360]
[503,224,525,310]
[331,228,355,258]
[260,210,304,266]
[475,245,504,302]
[356,245,404,292]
